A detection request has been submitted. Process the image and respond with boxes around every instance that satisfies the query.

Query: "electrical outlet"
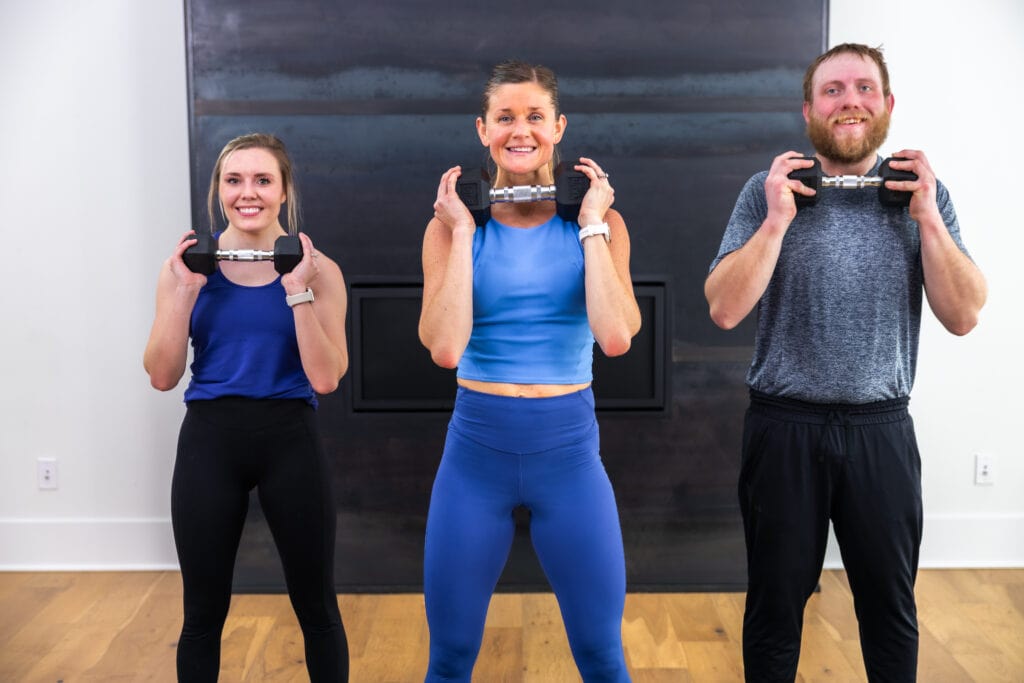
[974,454,994,486]
[37,458,58,490]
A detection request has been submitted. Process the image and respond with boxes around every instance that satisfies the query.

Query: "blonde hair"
[206,133,301,234]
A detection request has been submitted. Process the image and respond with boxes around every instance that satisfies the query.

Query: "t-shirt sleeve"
[709,172,769,274]
[934,180,972,259]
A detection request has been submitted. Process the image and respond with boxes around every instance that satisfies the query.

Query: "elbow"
[944,313,979,337]
[311,377,340,395]
[596,325,636,358]
[420,329,463,369]
[430,348,461,370]
[709,304,741,331]
[417,325,462,368]
[705,278,744,330]
[145,362,182,392]
[599,337,632,358]
[149,374,180,392]
[310,361,347,396]
[938,296,985,337]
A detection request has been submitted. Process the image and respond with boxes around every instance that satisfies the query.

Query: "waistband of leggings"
[749,389,909,425]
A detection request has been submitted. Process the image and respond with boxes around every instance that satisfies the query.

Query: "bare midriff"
[457,378,591,398]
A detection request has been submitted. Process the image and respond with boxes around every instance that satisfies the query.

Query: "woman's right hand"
[432,166,477,233]
[169,230,209,287]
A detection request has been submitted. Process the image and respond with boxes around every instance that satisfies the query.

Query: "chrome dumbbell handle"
[215,249,276,262]
[821,174,884,189]
[489,184,558,203]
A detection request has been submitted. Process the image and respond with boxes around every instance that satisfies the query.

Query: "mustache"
[828,110,872,124]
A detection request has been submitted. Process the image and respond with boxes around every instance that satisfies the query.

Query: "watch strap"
[285,287,315,307]
[578,222,611,243]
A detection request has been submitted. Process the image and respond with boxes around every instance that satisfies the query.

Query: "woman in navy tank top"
[144,133,350,682]
[419,60,642,682]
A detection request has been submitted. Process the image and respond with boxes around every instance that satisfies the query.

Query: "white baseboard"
[2,514,1020,572]
[824,513,1024,569]
[0,517,179,570]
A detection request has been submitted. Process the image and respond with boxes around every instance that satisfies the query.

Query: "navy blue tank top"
[184,270,315,405]
[458,214,594,384]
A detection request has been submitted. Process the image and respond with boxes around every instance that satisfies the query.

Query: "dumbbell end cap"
[274,235,303,274]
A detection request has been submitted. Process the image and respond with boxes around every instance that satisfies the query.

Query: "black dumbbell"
[789,157,918,208]
[182,233,303,275]
[456,161,589,225]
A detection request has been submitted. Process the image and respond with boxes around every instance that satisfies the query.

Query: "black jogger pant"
[739,390,922,683]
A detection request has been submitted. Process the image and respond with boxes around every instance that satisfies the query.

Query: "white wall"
[823,0,1024,567]
[0,1,1020,570]
[0,0,188,568]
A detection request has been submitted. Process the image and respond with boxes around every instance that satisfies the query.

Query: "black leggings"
[171,398,348,682]
[739,391,922,682]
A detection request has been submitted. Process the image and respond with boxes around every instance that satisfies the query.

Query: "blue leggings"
[424,387,630,682]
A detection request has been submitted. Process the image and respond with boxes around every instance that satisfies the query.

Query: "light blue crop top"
[457,214,595,384]
[184,270,316,405]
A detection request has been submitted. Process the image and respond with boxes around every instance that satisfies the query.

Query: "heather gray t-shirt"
[709,156,971,404]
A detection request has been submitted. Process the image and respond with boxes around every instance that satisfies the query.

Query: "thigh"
[172,407,251,617]
[739,408,832,585]
[255,408,340,621]
[526,430,626,647]
[424,427,517,646]
[834,415,923,591]
[834,416,922,681]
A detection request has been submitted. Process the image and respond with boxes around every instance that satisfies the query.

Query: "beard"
[806,108,890,165]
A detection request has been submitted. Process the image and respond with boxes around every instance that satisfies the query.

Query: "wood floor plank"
[0,569,1020,682]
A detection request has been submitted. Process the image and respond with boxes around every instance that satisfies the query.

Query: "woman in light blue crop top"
[143,133,350,682]
[419,60,642,683]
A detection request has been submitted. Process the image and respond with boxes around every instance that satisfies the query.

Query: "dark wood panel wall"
[185,0,828,591]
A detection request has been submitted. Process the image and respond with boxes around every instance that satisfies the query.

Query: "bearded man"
[704,43,986,682]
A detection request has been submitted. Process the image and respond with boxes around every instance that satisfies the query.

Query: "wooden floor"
[1,569,1021,682]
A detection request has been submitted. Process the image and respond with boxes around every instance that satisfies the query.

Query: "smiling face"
[803,52,895,167]
[217,147,287,236]
[476,81,566,184]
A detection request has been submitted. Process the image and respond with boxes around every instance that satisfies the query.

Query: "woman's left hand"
[574,157,615,227]
[280,232,320,294]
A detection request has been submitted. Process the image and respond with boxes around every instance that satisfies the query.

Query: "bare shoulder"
[604,208,630,237]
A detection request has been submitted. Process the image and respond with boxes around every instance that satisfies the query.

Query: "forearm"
[705,219,787,329]
[143,282,201,391]
[143,324,190,390]
[919,217,987,335]
[419,227,474,368]
[419,287,473,368]
[583,237,640,356]
[291,302,348,394]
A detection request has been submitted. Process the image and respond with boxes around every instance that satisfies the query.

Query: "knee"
[427,637,479,682]
[181,600,230,639]
[292,597,344,634]
[571,640,629,682]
